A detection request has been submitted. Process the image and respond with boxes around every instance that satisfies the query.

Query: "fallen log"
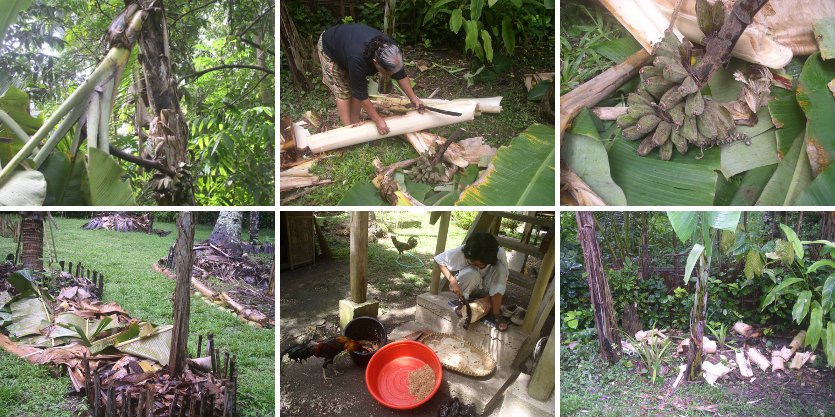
[747,347,771,371]
[702,361,732,385]
[771,350,785,372]
[220,292,267,326]
[789,331,806,356]
[736,350,754,377]
[371,94,502,114]
[306,101,477,153]
[559,49,651,136]
[733,322,754,338]
[789,351,814,369]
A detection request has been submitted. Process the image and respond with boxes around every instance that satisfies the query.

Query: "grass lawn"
[0,216,275,417]
[561,340,835,417]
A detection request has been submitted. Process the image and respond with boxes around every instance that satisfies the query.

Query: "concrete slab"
[498,373,554,417]
[415,292,528,366]
[339,298,379,330]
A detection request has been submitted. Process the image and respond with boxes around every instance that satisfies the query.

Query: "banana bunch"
[408,151,444,184]
[617,31,739,160]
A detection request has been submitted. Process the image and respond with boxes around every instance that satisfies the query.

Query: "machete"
[406,103,463,116]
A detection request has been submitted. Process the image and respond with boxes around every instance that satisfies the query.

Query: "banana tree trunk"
[21,212,44,271]
[137,0,193,205]
[687,251,710,380]
[576,211,622,364]
[169,212,195,377]
[249,211,260,242]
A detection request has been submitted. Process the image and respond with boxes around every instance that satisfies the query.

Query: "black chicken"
[391,235,419,255]
[281,336,368,381]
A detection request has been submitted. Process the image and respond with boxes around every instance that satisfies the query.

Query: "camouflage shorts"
[318,34,352,100]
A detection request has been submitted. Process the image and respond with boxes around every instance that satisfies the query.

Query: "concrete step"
[498,373,554,417]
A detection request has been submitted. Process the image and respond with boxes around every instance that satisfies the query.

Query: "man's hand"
[414,99,425,114]
[375,118,390,135]
[448,278,462,297]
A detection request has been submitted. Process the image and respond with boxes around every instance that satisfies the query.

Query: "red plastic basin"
[365,340,443,410]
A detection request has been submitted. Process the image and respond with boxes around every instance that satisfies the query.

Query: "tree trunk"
[254,30,271,105]
[137,0,193,205]
[249,211,260,242]
[21,212,44,271]
[279,2,311,91]
[576,211,621,364]
[640,212,650,279]
[377,0,396,94]
[687,252,710,380]
[169,212,195,377]
[209,211,243,257]
[820,212,835,241]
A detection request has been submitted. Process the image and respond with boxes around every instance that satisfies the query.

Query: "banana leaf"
[39,152,86,205]
[794,164,835,204]
[756,132,812,205]
[0,86,43,164]
[457,124,554,205]
[0,170,46,205]
[729,164,777,205]
[7,297,50,339]
[114,324,172,365]
[769,85,805,157]
[83,147,136,205]
[796,53,835,176]
[608,139,719,205]
[338,182,386,206]
[6,269,49,300]
[50,313,121,346]
[562,108,626,205]
[813,18,835,60]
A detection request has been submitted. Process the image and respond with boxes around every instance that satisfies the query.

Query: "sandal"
[484,315,509,332]
[510,307,527,326]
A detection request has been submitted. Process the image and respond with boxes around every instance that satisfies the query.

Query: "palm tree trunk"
[210,211,243,256]
[249,211,260,242]
[21,212,44,271]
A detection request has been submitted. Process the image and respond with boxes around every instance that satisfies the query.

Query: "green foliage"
[706,321,728,348]
[450,211,478,230]
[562,309,592,331]
[624,328,672,384]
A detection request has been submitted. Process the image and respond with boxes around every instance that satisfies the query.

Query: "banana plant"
[0,5,145,205]
[667,211,741,380]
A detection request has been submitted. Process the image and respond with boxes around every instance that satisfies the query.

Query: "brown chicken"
[391,236,418,255]
[281,336,367,380]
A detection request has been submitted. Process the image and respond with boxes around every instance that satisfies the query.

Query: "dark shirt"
[322,23,407,100]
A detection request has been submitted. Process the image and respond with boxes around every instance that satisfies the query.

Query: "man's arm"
[397,77,423,110]
[356,98,390,135]
[438,263,461,296]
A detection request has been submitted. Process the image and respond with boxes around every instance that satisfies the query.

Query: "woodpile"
[83,212,169,236]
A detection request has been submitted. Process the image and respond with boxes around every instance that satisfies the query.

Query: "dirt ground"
[279,256,534,417]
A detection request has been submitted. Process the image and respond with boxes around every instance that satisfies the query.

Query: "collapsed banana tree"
[0,1,192,205]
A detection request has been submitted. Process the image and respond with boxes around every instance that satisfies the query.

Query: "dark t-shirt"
[322,23,407,100]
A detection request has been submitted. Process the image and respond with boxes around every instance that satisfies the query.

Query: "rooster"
[280,336,368,381]
[391,235,418,255]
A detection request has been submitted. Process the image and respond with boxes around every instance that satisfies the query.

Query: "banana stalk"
[0,9,144,187]
[32,102,86,167]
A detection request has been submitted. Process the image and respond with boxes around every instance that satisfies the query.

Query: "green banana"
[637,135,658,156]
[659,137,674,160]
[651,120,673,146]
[685,90,705,116]
[670,127,689,154]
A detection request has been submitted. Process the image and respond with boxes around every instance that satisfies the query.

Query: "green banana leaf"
[562,108,626,205]
[6,269,49,300]
[50,313,121,346]
[0,170,46,205]
[0,86,43,164]
[457,124,554,205]
[729,164,777,205]
[813,18,835,60]
[39,152,86,205]
[114,324,172,365]
[338,182,386,206]
[7,297,50,339]
[83,147,136,205]
[0,0,34,43]
[794,164,835,204]
[769,85,806,156]
[608,139,720,205]
[796,53,835,176]
[756,132,812,205]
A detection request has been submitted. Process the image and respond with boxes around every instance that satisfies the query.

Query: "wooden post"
[527,326,555,400]
[522,243,555,333]
[350,212,369,303]
[169,212,196,377]
[576,211,622,364]
[429,212,450,295]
